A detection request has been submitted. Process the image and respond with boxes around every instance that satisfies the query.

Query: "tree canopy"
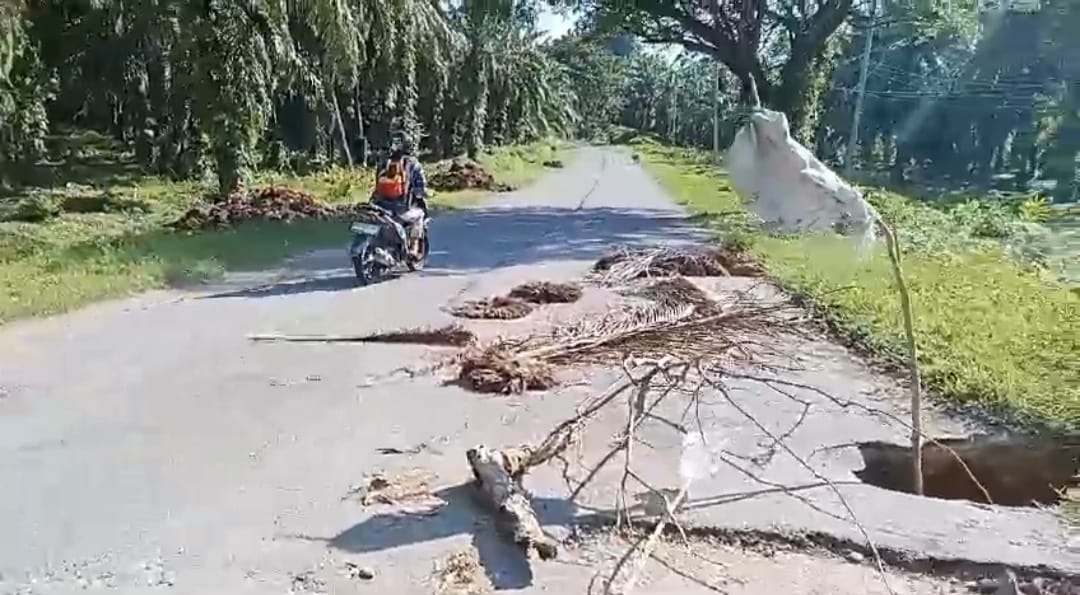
[1,0,579,194]
[3,0,1078,201]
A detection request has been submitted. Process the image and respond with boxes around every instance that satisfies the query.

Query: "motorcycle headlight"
[350,222,380,235]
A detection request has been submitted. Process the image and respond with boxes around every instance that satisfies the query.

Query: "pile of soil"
[448,296,535,320]
[429,158,514,192]
[508,280,583,304]
[594,245,765,279]
[173,186,351,230]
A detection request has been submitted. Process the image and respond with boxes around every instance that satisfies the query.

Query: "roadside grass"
[0,134,565,323]
[635,143,1079,431]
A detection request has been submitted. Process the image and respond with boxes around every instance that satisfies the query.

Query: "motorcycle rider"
[371,129,429,258]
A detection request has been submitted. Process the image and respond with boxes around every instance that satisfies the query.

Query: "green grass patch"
[0,136,565,324]
[635,143,1080,431]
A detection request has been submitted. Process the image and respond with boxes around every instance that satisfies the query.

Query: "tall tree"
[4,0,576,194]
[554,0,855,136]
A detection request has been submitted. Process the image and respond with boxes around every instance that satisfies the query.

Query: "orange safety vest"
[375,157,408,200]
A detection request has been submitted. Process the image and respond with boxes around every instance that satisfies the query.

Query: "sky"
[534,5,682,58]
[537,5,576,39]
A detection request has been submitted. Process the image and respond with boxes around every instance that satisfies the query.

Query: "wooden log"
[466,445,558,560]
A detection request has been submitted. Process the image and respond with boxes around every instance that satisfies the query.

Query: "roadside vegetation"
[2,0,576,323]
[0,134,561,323]
[636,141,1078,431]
[536,0,1080,430]
[3,0,1079,431]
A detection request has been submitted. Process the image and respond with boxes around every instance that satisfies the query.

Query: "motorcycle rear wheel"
[406,234,430,272]
[352,247,384,286]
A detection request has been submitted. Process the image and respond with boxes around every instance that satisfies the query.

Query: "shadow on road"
[200,205,703,301]
[203,274,362,299]
[285,483,579,590]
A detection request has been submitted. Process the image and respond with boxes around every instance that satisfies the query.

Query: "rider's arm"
[370,157,384,200]
[409,158,428,198]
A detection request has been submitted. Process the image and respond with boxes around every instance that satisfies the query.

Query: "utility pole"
[845,0,877,177]
[712,0,721,160]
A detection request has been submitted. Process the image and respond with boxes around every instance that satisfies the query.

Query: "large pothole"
[854,435,1079,507]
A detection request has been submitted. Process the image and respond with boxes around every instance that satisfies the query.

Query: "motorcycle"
[347,201,430,285]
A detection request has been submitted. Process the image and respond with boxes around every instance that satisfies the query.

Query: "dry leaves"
[433,549,488,595]
[346,470,439,507]
[592,245,764,284]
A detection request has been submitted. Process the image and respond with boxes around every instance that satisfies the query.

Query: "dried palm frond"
[591,244,764,286]
[448,296,535,320]
[624,276,719,312]
[508,280,583,304]
[362,324,476,346]
[456,343,556,394]
[249,323,475,346]
[457,276,784,386]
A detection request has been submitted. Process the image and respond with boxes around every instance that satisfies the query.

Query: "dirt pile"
[429,158,514,192]
[594,245,765,281]
[172,186,366,230]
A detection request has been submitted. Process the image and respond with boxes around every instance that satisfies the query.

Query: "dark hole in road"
[854,436,1079,507]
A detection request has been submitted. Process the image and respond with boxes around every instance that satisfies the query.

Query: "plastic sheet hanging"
[726,108,879,250]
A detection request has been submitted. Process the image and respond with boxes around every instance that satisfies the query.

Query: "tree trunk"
[353,91,368,165]
[328,83,353,166]
[773,0,853,137]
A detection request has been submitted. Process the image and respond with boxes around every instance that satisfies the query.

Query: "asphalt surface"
[0,147,1074,594]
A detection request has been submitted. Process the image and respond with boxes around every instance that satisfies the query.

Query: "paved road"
[0,148,1074,595]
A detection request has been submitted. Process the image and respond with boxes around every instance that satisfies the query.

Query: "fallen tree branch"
[526,378,636,469]
[603,481,692,595]
[466,445,558,561]
[700,366,897,595]
[569,360,688,502]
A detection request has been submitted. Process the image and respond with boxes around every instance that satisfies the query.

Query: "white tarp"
[726,108,878,246]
